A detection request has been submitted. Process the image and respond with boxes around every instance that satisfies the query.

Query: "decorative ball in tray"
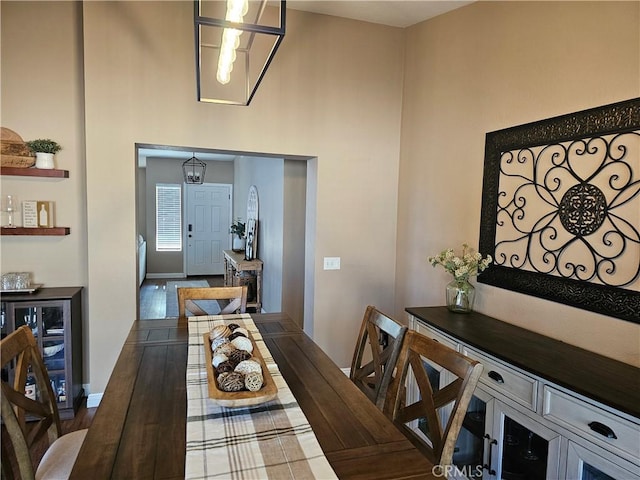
[204,323,277,407]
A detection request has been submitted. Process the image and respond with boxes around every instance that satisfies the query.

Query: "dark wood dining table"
[70,313,436,479]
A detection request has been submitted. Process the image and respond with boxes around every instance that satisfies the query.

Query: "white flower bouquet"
[428,243,492,283]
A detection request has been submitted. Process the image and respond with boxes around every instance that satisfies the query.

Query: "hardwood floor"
[139,275,224,319]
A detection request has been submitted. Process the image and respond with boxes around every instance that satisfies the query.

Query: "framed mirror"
[245,185,259,260]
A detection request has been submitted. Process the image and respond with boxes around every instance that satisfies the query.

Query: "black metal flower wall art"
[495,131,639,287]
[479,98,640,322]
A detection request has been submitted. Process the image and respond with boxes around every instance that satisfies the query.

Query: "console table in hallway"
[223,249,263,311]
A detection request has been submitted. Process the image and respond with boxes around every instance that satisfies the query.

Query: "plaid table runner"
[186,314,338,480]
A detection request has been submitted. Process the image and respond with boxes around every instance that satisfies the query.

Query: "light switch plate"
[323,257,341,270]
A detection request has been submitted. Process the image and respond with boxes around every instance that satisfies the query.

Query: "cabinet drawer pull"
[488,370,504,384]
[588,421,617,439]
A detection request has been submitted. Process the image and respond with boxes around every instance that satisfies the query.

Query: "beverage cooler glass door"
[1,302,7,384]
[12,302,68,407]
[14,305,39,336]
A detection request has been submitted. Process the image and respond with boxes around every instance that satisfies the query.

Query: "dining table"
[70,313,436,479]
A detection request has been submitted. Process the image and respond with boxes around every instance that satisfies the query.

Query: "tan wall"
[1,1,86,284]
[396,1,640,366]
[1,1,90,379]
[80,2,404,392]
[283,159,307,327]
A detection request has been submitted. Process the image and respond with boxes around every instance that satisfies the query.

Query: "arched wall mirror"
[245,185,259,260]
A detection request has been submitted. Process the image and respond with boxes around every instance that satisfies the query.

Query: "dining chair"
[1,325,87,480]
[349,305,408,410]
[383,329,483,468]
[177,285,248,317]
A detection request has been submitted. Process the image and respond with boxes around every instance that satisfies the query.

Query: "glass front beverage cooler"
[10,302,69,407]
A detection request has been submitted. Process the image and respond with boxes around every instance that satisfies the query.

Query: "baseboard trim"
[87,393,103,408]
[341,367,350,376]
[146,273,187,279]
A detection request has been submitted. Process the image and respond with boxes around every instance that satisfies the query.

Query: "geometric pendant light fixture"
[182,154,207,184]
[194,0,286,106]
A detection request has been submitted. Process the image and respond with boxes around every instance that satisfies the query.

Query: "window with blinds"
[156,184,182,251]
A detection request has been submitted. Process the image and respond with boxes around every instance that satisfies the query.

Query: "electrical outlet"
[323,257,341,270]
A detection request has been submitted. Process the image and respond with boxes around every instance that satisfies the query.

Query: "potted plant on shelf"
[229,218,246,252]
[26,139,62,169]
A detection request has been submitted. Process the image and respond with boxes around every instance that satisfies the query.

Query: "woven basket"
[1,127,35,168]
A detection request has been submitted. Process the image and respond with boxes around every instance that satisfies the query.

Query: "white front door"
[185,183,232,276]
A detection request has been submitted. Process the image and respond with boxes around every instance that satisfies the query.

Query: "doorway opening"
[134,143,316,330]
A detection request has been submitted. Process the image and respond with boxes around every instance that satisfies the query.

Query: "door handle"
[483,434,497,475]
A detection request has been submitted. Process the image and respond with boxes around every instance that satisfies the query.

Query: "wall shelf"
[1,227,70,236]
[1,167,69,178]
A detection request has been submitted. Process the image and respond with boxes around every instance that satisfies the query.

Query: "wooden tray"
[0,283,42,294]
[203,333,278,407]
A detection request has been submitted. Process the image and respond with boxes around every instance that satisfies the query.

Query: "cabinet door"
[490,400,562,480]
[566,441,640,480]
[1,303,8,383]
[452,387,494,479]
[1,302,7,339]
[8,301,70,408]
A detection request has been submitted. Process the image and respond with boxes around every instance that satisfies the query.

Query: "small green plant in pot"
[229,218,246,252]
[26,139,62,169]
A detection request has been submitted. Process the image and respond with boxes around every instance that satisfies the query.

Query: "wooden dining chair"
[1,325,87,480]
[383,329,483,468]
[177,285,248,317]
[349,305,408,410]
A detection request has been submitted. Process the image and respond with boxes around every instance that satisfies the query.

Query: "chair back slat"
[384,330,483,467]
[1,326,63,479]
[177,286,248,317]
[350,306,408,410]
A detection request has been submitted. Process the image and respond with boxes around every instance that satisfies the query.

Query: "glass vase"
[232,235,246,252]
[446,279,475,313]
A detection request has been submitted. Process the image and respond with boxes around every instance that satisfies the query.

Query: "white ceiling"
[287,0,474,28]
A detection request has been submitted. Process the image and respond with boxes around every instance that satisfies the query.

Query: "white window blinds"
[156,184,182,251]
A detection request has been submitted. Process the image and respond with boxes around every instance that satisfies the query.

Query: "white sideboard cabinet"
[406,307,640,480]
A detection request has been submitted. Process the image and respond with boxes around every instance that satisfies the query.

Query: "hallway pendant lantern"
[195,0,286,106]
[182,154,207,184]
